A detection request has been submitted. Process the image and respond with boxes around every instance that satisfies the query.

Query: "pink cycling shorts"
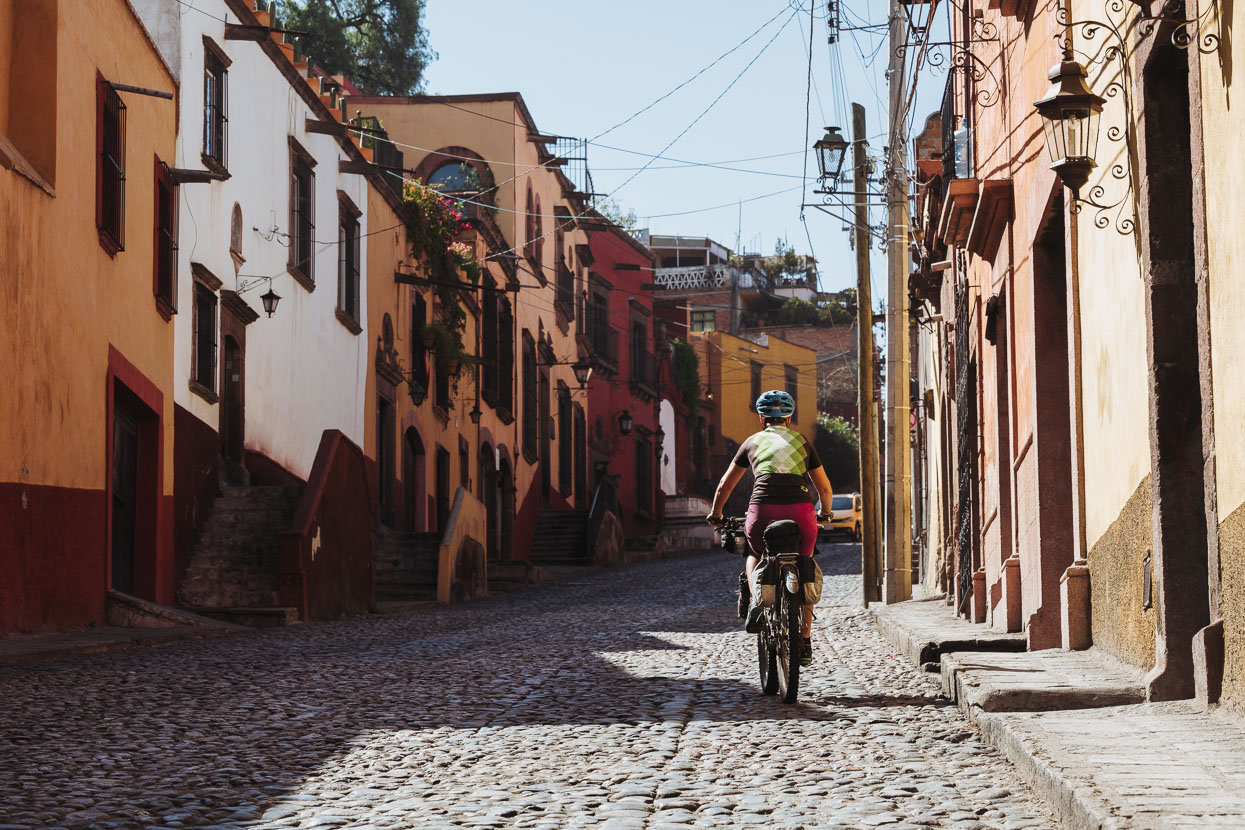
[744,502,818,558]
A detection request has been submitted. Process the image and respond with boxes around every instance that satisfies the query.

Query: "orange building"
[0,0,179,632]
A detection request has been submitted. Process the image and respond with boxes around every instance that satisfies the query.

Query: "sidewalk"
[873,599,1245,828]
[0,624,247,664]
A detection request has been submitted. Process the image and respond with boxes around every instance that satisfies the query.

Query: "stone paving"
[0,543,1055,829]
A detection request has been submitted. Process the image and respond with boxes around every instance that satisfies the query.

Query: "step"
[188,606,299,628]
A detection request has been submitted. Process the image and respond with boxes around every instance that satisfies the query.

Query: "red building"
[583,214,662,537]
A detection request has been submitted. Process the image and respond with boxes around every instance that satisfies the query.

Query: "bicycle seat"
[763,519,803,556]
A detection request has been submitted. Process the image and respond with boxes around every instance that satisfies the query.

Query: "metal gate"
[955,280,978,615]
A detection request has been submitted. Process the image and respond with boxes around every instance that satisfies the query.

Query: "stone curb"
[870,598,1026,668]
[0,625,250,665]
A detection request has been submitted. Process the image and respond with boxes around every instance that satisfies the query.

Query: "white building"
[135,0,372,486]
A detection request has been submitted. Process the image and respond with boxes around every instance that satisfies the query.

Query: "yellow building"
[690,330,818,512]
[0,0,178,632]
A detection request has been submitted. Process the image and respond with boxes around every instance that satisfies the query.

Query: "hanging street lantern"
[617,409,634,436]
[572,358,594,387]
[813,126,850,189]
[1034,49,1105,199]
[260,285,282,317]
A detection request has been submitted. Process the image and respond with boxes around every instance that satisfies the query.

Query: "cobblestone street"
[0,545,1055,829]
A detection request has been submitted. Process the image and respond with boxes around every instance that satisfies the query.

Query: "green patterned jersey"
[732,426,823,505]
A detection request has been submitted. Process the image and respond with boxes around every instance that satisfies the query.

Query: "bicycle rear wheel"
[776,591,801,704]
[758,629,779,695]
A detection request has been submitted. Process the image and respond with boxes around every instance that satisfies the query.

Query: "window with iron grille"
[750,361,762,404]
[690,310,715,332]
[289,141,315,285]
[435,350,450,412]
[337,195,361,322]
[522,331,538,459]
[97,76,126,254]
[153,158,177,317]
[785,364,799,424]
[192,284,217,392]
[558,384,572,495]
[459,436,470,490]
[410,294,429,400]
[498,297,515,415]
[481,278,499,404]
[202,40,229,169]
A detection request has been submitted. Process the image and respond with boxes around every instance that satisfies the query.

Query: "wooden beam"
[305,118,347,137]
[169,167,230,184]
[339,159,372,175]
[110,83,173,100]
[224,23,268,41]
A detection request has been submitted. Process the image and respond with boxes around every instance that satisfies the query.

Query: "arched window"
[427,161,479,193]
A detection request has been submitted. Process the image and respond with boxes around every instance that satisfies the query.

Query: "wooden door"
[111,402,139,595]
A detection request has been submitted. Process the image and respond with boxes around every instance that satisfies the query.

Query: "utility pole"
[884,0,913,603]
[853,103,881,606]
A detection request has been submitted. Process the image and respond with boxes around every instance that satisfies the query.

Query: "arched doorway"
[480,443,500,561]
[220,336,244,483]
[498,456,514,561]
[402,427,425,532]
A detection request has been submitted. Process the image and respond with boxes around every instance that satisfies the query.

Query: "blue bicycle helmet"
[755,389,796,419]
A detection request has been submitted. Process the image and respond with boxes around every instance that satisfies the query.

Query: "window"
[153,158,177,317]
[192,283,217,393]
[522,331,538,460]
[337,194,361,325]
[785,364,799,424]
[202,39,229,169]
[97,75,126,254]
[289,140,316,286]
[428,162,478,192]
[410,293,429,400]
[750,362,762,405]
[690,310,715,332]
[481,278,499,404]
[459,436,470,490]
[525,185,544,280]
[434,350,450,412]
[498,297,515,415]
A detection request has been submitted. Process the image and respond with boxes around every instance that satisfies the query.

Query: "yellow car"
[825,493,862,542]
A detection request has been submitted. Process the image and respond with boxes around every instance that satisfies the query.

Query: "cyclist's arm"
[809,466,834,516]
[711,465,747,516]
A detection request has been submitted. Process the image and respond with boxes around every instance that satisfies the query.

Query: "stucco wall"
[168,3,368,479]
[1087,476,1156,668]
[0,0,177,630]
[1199,8,1245,706]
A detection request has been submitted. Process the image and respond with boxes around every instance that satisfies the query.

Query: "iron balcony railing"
[631,349,658,397]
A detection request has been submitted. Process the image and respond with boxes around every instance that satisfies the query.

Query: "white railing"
[653,264,733,291]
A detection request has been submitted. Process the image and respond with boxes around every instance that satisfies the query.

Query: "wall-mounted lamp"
[1034,48,1105,200]
[260,286,281,317]
[618,410,634,435]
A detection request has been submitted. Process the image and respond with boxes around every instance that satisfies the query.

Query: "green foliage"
[400,180,479,383]
[283,0,435,96]
[770,297,854,326]
[670,339,702,422]
[814,414,861,491]
[594,198,638,233]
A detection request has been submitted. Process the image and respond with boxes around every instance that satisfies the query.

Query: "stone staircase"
[176,485,303,627]
[374,527,442,602]
[528,509,590,566]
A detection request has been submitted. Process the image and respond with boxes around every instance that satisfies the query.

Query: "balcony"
[653,264,732,292]
[630,349,659,399]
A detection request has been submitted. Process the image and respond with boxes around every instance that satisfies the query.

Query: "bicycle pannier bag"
[750,556,782,608]
[798,556,824,606]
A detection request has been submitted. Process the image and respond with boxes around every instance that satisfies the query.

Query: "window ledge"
[0,134,55,197]
[522,444,538,464]
[98,229,123,258]
[288,265,315,293]
[155,296,176,322]
[335,308,362,335]
[495,404,515,425]
[432,405,450,427]
[188,379,219,405]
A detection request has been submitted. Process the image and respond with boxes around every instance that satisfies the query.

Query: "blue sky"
[421,0,942,300]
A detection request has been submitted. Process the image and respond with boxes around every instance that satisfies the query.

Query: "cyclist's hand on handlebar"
[816,513,832,527]
[706,512,726,526]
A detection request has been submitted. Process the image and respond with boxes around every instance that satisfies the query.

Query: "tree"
[670,339,702,422]
[814,414,861,492]
[594,198,638,233]
[283,0,436,96]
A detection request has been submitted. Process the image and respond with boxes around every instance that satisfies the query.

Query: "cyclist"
[707,390,834,666]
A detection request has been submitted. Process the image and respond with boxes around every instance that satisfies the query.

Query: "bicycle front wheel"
[776,590,802,704]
